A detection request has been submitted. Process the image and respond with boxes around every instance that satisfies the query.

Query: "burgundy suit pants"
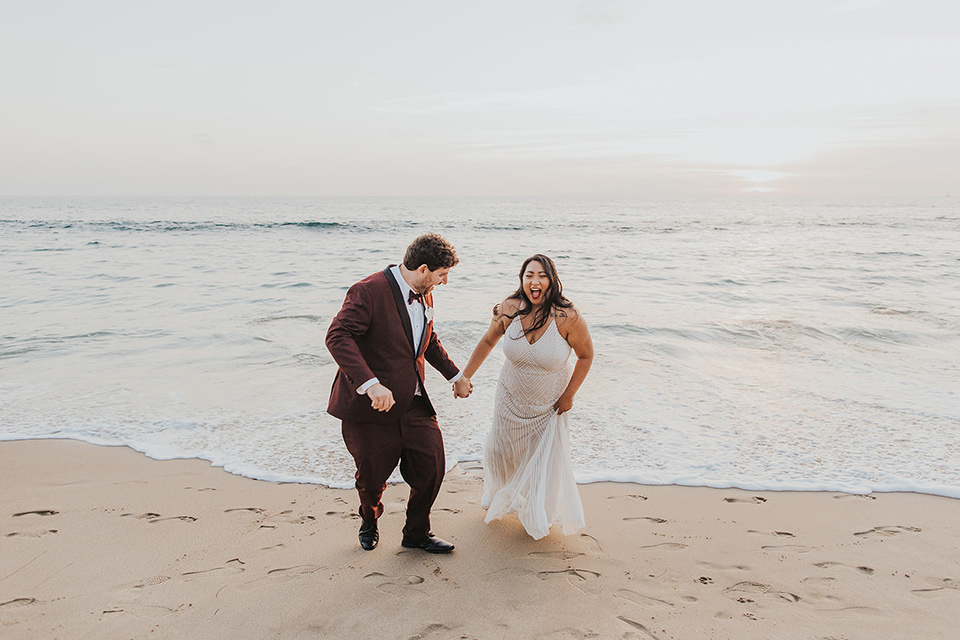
[341,396,445,542]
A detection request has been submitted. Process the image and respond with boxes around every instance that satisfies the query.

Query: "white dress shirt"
[390,265,426,353]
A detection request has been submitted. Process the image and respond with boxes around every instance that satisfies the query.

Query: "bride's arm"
[555,307,594,415]
[461,301,513,380]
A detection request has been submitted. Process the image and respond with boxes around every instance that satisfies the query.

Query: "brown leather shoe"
[401,534,454,554]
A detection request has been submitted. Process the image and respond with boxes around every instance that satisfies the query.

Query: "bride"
[460,254,594,539]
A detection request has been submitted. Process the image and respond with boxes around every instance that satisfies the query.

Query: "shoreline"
[2,438,958,639]
[4,434,958,500]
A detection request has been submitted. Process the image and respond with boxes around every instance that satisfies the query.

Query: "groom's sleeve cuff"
[447,371,463,384]
[357,378,379,394]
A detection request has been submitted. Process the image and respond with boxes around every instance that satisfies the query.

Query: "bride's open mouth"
[529,287,542,301]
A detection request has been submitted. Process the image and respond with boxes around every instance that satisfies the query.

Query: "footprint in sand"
[236,564,326,591]
[832,493,876,500]
[133,576,171,588]
[109,576,172,602]
[240,564,329,591]
[0,598,38,610]
[624,516,668,524]
[407,623,455,639]
[617,615,662,639]
[747,530,795,538]
[723,496,767,504]
[579,532,603,552]
[761,544,816,553]
[265,565,326,580]
[120,512,161,520]
[363,572,426,599]
[911,578,960,597]
[640,542,688,551]
[111,602,179,620]
[120,512,195,523]
[6,529,58,538]
[725,581,801,603]
[483,566,533,580]
[149,515,197,524]
[615,588,675,608]
[324,509,359,520]
[698,561,750,571]
[910,588,956,597]
[608,494,648,501]
[264,510,317,525]
[181,559,245,581]
[528,550,584,560]
[538,568,602,593]
[13,510,59,517]
[853,525,921,538]
[813,561,874,575]
[816,605,883,618]
[225,507,267,515]
[289,515,316,524]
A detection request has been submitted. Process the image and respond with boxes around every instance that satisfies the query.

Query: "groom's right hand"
[367,383,396,412]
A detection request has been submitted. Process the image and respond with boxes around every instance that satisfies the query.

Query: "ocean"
[2,196,958,497]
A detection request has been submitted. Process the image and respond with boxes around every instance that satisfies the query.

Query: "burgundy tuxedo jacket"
[325,266,460,423]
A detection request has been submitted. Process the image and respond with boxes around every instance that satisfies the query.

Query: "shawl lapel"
[416,294,432,358]
[383,266,416,355]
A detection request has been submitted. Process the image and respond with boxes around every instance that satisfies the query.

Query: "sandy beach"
[1,439,957,639]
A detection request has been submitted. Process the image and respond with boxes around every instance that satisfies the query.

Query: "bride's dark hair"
[502,254,574,339]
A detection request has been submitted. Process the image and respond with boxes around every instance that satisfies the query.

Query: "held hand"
[453,377,473,399]
[367,383,396,412]
[554,393,573,415]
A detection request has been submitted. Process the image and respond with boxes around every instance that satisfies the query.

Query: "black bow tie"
[407,290,423,305]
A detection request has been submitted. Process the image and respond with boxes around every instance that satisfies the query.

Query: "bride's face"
[522,260,550,306]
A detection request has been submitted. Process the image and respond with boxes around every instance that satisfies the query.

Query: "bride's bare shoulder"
[553,304,582,329]
[493,297,522,318]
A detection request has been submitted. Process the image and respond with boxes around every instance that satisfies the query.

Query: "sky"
[2,0,958,197]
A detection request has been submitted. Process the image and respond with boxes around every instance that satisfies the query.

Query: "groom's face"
[415,265,451,295]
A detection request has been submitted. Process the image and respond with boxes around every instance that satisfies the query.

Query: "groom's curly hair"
[403,233,459,271]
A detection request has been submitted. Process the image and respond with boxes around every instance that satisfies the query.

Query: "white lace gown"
[481,315,585,539]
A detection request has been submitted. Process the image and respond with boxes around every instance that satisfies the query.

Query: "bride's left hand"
[554,394,573,414]
[453,376,473,399]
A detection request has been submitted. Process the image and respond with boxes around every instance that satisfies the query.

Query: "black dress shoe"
[359,520,378,551]
[401,534,454,554]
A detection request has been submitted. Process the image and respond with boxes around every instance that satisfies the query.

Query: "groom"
[326,233,472,554]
